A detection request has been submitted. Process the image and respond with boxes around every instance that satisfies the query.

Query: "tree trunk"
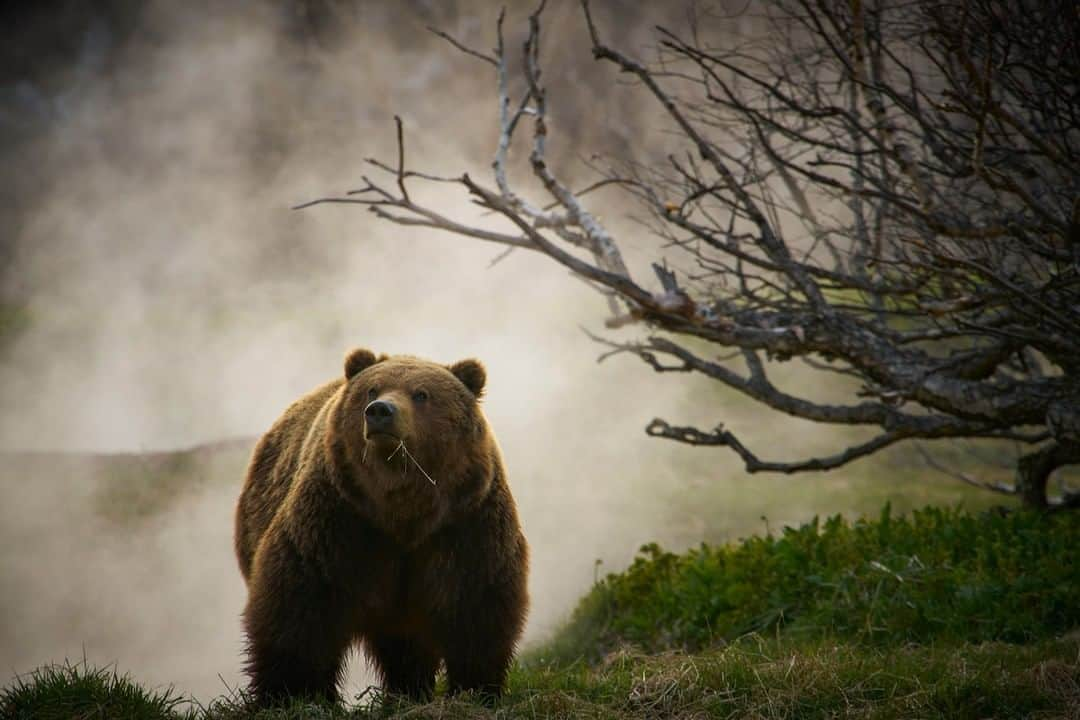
[1015,442,1080,508]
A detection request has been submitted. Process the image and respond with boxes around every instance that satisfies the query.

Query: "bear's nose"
[364,400,396,430]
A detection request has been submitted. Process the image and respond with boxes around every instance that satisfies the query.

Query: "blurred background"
[0,0,1006,702]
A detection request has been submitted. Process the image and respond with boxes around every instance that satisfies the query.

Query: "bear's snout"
[364,399,397,435]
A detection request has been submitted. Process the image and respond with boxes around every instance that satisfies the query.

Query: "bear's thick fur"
[234,349,529,704]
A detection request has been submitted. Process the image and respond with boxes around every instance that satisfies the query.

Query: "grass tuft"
[0,658,191,720]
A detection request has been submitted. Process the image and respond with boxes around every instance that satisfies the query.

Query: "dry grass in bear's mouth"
[361,440,437,486]
[388,440,437,486]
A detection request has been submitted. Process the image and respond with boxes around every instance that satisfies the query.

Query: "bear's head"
[332,348,492,504]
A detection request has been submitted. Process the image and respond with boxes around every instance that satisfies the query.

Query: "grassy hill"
[543,506,1080,661]
[4,504,1078,719]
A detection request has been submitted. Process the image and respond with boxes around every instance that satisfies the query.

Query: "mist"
[0,0,872,702]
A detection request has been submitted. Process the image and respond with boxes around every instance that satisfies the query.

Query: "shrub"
[541,505,1080,663]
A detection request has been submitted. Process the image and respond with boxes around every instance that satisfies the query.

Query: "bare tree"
[300,0,1080,508]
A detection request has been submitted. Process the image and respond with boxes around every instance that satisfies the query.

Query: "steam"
[0,1,863,703]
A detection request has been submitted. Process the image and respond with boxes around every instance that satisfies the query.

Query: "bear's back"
[234,378,344,581]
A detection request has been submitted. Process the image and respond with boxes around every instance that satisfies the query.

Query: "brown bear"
[234,348,529,704]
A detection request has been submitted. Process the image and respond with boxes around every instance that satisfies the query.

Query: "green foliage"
[0,660,192,720]
[93,451,203,523]
[539,505,1080,663]
[0,302,31,357]
[90,441,251,524]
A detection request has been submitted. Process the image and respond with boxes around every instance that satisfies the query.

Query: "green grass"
[541,505,1080,664]
[513,639,1080,720]
[6,638,1078,719]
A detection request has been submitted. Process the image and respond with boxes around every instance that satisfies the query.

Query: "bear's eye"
[367,387,379,400]
[412,390,429,403]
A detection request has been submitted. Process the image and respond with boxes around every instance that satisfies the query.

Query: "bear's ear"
[450,358,486,398]
[344,348,379,379]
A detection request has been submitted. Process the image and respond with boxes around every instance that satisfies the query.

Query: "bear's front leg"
[444,641,513,700]
[440,588,525,700]
[435,541,528,700]
[243,531,353,705]
[364,633,439,700]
